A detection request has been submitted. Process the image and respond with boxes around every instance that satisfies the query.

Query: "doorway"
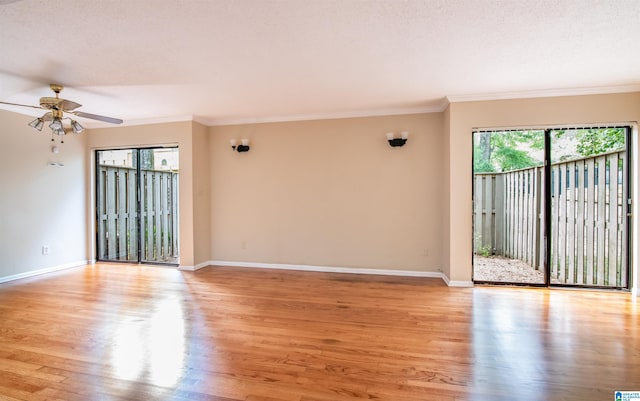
[96,147,179,265]
[473,127,631,289]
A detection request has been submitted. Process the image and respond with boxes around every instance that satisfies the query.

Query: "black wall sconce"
[386,131,408,147]
[230,138,250,152]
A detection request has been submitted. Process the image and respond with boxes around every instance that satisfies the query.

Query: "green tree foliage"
[493,147,538,171]
[575,128,625,157]
[474,128,626,173]
[473,130,544,173]
[473,145,495,172]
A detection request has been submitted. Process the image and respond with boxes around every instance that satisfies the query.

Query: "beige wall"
[87,121,204,268]
[441,105,451,279]
[192,122,211,266]
[3,90,637,294]
[445,92,640,286]
[0,110,88,278]
[209,113,444,272]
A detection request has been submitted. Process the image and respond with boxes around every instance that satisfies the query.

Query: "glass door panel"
[473,130,546,285]
[139,148,179,264]
[96,149,139,262]
[549,128,629,288]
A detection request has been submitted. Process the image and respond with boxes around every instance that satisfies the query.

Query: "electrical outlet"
[42,245,50,255]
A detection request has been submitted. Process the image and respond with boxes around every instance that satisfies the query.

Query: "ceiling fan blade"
[0,100,44,110]
[59,99,82,111]
[41,112,53,121]
[72,111,123,124]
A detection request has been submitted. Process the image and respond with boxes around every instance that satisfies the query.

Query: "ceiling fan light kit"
[49,117,63,131]
[1,84,122,144]
[70,120,84,134]
[28,117,44,131]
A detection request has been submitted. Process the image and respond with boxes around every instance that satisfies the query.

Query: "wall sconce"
[386,131,408,147]
[230,138,250,153]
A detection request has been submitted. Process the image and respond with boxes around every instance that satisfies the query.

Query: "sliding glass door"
[472,130,546,285]
[473,127,631,289]
[549,128,630,288]
[96,148,179,265]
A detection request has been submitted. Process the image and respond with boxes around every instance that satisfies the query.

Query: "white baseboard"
[0,259,475,288]
[447,280,475,287]
[0,260,89,284]
[179,261,210,272]
[207,260,448,281]
[438,272,473,287]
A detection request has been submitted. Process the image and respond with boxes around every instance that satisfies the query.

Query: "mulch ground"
[473,255,550,284]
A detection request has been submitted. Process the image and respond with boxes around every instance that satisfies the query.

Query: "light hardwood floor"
[0,263,638,401]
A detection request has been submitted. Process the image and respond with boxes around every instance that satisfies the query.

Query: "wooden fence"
[97,165,179,263]
[474,150,628,287]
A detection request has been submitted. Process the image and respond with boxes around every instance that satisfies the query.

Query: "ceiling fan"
[0,84,123,142]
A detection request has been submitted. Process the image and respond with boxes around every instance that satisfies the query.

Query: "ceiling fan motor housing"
[39,97,64,110]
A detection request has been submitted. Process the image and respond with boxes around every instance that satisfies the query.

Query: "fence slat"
[505,172,513,257]
[484,176,494,252]
[550,165,559,280]
[128,169,138,261]
[517,171,524,260]
[526,170,535,266]
[534,167,543,270]
[558,165,567,283]
[523,171,530,264]
[146,171,155,260]
[473,176,482,252]
[117,169,127,260]
[576,160,585,284]
[585,158,595,285]
[607,153,619,286]
[172,173,179,256]
[566,161,576,284]
[511,171,517,258]
[162,174,170,261]
[596,155,607,285]
[106,168,117,260]
[139,170,147,260]
[495,174,504,255]
[153,172,162,261]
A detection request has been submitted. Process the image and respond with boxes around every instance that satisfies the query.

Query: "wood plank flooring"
[0,263,638,400]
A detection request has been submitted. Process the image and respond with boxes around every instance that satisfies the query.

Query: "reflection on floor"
[0,263,637,400]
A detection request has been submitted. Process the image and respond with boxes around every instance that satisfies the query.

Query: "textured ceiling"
[1,0,639,127]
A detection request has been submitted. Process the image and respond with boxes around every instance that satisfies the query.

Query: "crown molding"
[88,103,450,129]
[202,103,448,127]
[117,115,195,127]
[446,84,640,104]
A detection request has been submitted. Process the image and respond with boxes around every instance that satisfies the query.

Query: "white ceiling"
[1,0,639,127]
